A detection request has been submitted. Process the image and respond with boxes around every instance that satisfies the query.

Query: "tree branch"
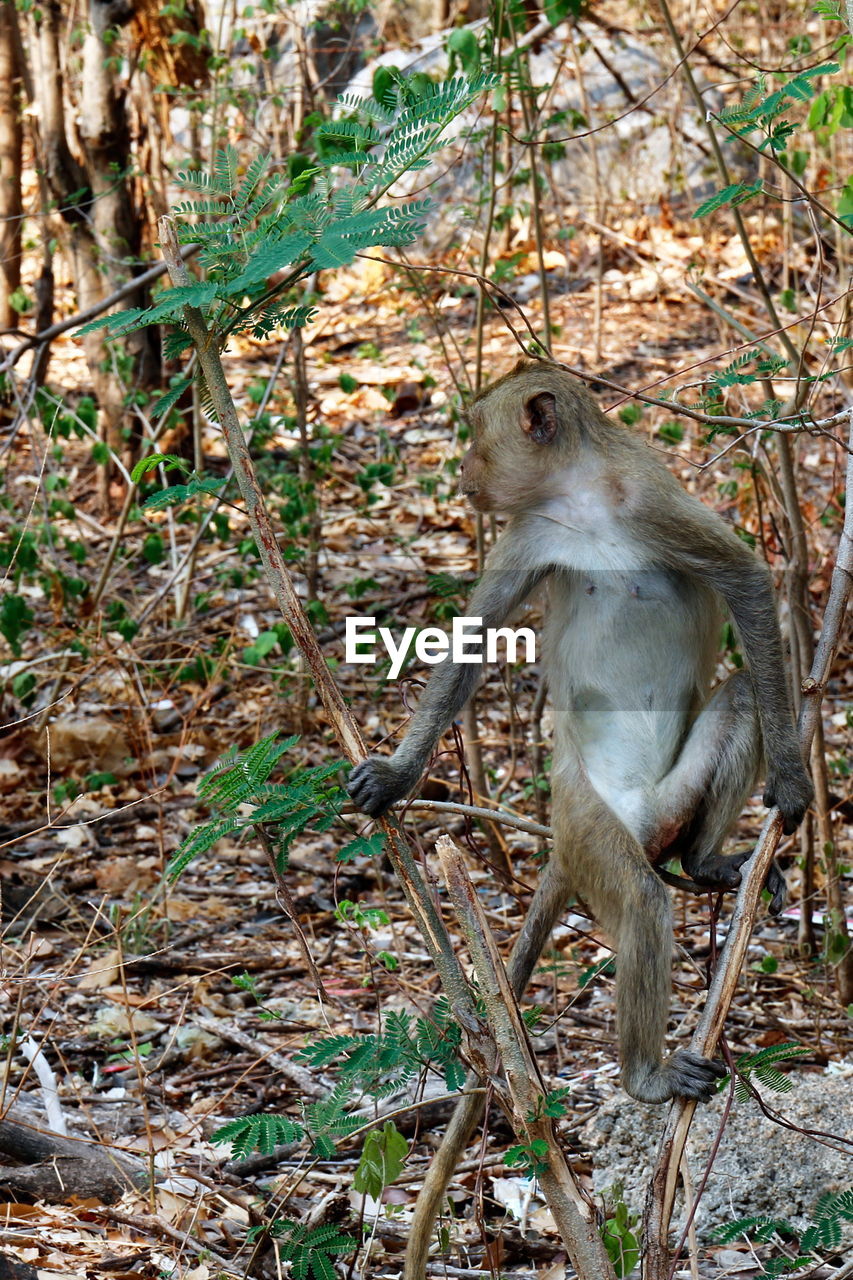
[436,835,615,1280]
[644,408,853,1279]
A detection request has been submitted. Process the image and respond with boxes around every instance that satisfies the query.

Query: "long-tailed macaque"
[348,360,812,1278]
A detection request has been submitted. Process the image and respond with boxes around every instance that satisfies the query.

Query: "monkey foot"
[681,849,787,915]
[623,1050,727,1103]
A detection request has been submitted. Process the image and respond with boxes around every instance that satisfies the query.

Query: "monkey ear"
[521,392,558,445]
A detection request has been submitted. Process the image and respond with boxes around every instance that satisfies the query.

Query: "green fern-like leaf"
[335,90,397,124]
[717,63,838,139]
[214,145,239,192]
[728,77,766,118]
[77,307,151,337]
[81,282,222,340]
[337,832,386,863]
[296,1034,367,1069]
[800,1223,821,1251]
[174,218,237,242]
[749,1043,809,1065]
[393,73,499,129]
[815,1188,853,1222]
[212,1113,303,1158]
[309,203,429,270]
[693,181,763,219]
[150,281,220,316]
[233,152,271,209]
[316,149,371,171]
[171,197,233,217]
[811,1213,843,1250]
[168,733,345,879]
[271,1221,357,1280]
[760,1259,810,1278]
[238,179,285,225]
[162,328,192,360]
[414,1006,464,1089]
[296,1002,463,1096]
[228,233,314,292]
[148,375,193,423]
[713,1215,792,1245]
[167,815,239,881]
[719,76,768,125]
[173,167,225,194]
[737,1043,810,1071]
[732,1042,809,1099]
[198,732,298,809]
[141,474,226,512]
[365,202,431,245]
[245,304,317,339]
[76,73,498,348]
[371,129,448,184]
[304,1085,364,1157]
[316,118,381,151]
[754,1065,794,1093]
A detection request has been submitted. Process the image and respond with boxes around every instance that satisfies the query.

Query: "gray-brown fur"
[348,361,812,1279]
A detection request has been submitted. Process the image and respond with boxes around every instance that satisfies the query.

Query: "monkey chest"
[543,569,715,708]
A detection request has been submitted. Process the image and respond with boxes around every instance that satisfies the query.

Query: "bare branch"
[645,408,853,1278]
[436,834,615,1280]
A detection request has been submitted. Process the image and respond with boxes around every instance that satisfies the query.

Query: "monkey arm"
[642,492,813,833]
[348,543,547,818]
[713,556,813,832]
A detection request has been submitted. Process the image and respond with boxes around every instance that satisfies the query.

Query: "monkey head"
[459,359,605,514]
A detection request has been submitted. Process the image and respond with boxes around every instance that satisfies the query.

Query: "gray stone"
[581,1069,853,1238]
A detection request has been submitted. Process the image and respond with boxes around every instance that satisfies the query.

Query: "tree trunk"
[0,0,23,328]
[79,2,161,464]
[34,0,160,494]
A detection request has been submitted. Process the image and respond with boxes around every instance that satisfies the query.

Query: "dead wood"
[0,1113,146,1204]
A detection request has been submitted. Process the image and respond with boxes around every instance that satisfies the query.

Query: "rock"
[581,1069,853,1236]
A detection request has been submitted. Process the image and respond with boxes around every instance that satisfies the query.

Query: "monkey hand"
[348,756,420,818]
[763,755,813,835]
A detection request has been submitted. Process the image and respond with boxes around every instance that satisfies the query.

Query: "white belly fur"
[545,568,719,838]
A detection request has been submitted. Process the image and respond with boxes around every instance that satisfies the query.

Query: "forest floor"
[1,222,851,1279]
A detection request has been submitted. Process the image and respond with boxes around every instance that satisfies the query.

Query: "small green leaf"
[142,532,165,565]
[131,453,192,483]
[141,474,225,510]
[353,1121,408,1199]
[838,178,853,226]
[0,594,34,656]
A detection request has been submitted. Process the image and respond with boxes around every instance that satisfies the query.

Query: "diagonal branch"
[644,409,853,1279]
[436,834,615,1280]
[156,216,475,1018]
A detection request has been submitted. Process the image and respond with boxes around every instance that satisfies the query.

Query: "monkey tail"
[405,1082,486,1280]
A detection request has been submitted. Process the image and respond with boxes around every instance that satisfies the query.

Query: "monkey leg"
[653,671,785,912]
[551,776,725,1105]
[404,856,575,1280]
